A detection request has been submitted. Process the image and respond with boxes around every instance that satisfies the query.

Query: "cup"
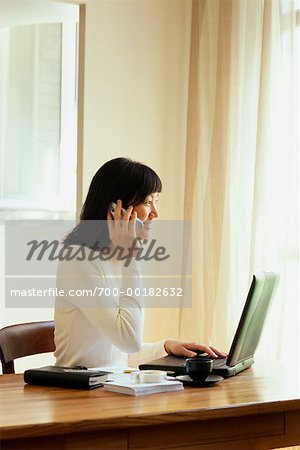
[186,357,213,381]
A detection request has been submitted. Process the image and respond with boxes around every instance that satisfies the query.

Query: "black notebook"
[24,366,111,390]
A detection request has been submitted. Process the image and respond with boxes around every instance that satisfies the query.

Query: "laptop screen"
[227,272,278,367]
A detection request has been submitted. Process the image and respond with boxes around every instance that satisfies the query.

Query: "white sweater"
[54,247,168,368]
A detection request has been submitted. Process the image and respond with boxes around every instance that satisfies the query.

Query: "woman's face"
[133,192,159,239]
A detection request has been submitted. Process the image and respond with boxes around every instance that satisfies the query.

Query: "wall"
[83,0,191,210]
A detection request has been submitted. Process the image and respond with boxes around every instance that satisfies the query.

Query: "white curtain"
[180,0,299,364]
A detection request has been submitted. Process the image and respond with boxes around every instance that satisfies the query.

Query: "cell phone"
[109,202,144,229]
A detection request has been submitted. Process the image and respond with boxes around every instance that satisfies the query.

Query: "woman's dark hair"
[64,157,162,249]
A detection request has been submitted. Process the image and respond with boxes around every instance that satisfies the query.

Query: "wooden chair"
[0,321,55,374]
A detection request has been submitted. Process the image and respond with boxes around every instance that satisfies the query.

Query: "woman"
[54,157,225,368]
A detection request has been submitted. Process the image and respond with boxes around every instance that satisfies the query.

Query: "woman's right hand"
[107,199,139,251]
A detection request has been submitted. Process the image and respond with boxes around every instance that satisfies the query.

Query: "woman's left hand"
[164,339,227,359]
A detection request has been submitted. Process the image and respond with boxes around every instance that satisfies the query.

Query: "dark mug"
[186,357,213,381]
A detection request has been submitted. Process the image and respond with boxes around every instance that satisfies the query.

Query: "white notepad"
[103,376,183,396]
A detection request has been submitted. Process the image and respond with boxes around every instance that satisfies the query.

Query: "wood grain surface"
[0,364,299,449]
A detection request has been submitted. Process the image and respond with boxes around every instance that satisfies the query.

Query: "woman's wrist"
[164,339,173,355]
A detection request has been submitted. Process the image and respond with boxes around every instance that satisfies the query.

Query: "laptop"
[139,272,279,377]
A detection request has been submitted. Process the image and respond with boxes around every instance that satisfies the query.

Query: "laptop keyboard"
[213,358,227,368]
[178,357,227,368]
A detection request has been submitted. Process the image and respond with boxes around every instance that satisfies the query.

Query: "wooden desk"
[0,364,299,450]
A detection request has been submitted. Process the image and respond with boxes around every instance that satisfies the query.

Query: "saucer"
[176,374,223,386]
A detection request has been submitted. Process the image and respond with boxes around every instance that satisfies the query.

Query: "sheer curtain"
[180,0,299,364]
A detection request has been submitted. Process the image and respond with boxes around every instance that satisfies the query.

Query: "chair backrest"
[0,321,55,374]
